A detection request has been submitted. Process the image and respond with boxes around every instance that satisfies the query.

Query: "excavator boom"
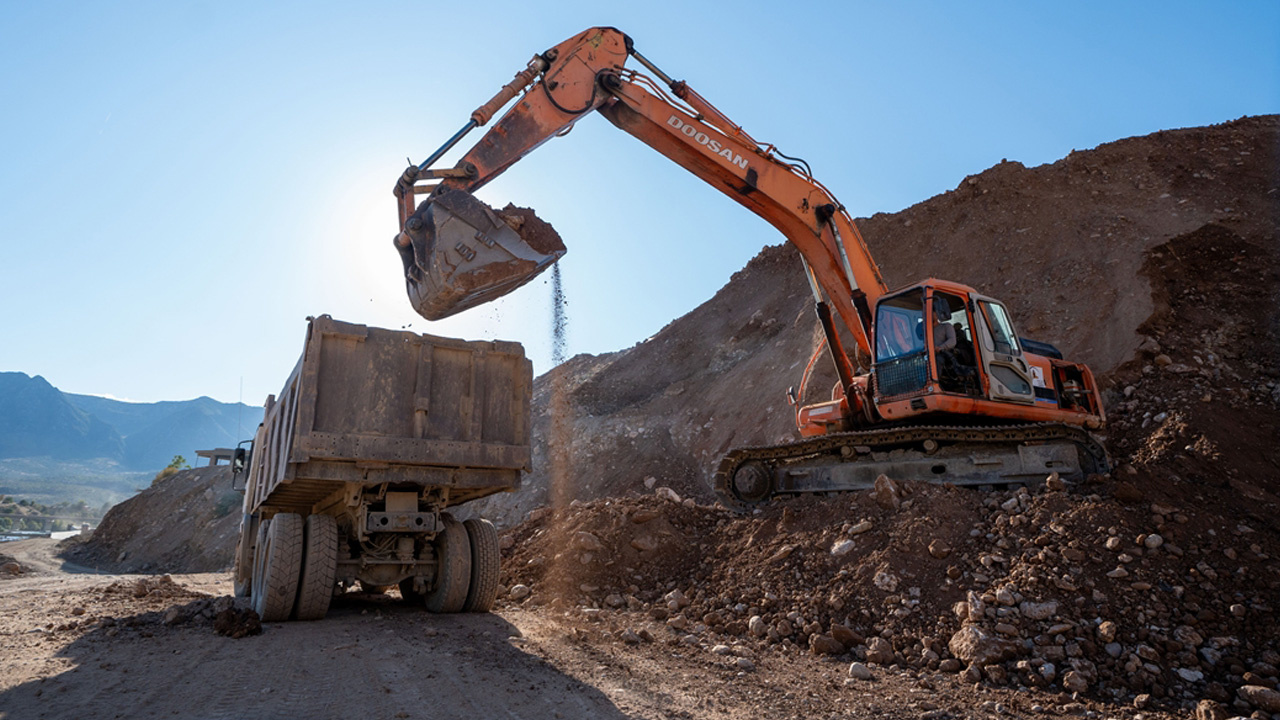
[393,27,882,362]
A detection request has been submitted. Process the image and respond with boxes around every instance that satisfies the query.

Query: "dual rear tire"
[248,513,336,622]
[246,512,500,621]
[424,516,471,613]
[416,516,501,614]
[295,514,338,621]
[251,513,303,622]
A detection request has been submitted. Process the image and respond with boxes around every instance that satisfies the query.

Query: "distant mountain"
[0,372,262,471]
[66,394,262,470]
[0,373,125,460]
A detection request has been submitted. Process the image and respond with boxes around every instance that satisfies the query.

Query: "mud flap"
[396,187,566,320]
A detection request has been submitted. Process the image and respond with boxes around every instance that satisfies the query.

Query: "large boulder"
[948,625,1017,666]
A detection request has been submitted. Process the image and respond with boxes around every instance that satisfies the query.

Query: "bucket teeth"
[395,188,565,320]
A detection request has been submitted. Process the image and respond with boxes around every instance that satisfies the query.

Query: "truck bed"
[244,315,531,515]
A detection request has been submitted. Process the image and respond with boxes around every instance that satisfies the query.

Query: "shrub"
[152,455,191,486]
[152,465,180,486]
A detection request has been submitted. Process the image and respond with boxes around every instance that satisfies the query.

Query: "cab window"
[875,290,925,362]
[979,301,1021,356]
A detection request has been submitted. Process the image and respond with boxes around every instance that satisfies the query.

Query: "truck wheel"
[424,515,471,613]
[232,513,257,598]
[462,518,500,613]
[252,513,303,622]
[293,514,337,621]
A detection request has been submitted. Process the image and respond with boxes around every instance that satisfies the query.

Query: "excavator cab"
[394,186,565,321]
[867,280,1103,428]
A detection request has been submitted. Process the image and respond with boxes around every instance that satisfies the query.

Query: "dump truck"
[231,315,531,621]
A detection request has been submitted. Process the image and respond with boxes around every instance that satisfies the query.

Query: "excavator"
[391,27,1107,511]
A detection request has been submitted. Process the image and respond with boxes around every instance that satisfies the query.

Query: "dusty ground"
[0,538,1179,720]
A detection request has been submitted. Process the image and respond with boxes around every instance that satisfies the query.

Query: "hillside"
[468,114,1279,527]
[66,394,260,471]
[63,466,242,573]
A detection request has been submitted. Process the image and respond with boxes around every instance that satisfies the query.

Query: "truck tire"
[293,514,337,621]
[462,518,500,613]
[252,513,303,622]
[232,513,257,598]
[424,515,471,614]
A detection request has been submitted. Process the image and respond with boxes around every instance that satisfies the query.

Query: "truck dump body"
[245,315,531,516]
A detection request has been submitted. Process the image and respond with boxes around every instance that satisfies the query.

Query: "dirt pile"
[469,115,1280,527]
[1103,222,1279,511]
[63,466,242,573]
[497,472,1278,714]
[12,572,252,650]
[0,552,22,576]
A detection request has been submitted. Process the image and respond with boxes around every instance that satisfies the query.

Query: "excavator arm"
[394,27,886,377]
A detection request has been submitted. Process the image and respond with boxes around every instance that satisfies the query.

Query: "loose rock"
[848,662,874,680]
[865,637,894,665]
[1237,685,1280,713]
[809,633,845,656]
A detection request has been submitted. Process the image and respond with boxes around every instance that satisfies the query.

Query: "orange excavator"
[392,27,1107,510]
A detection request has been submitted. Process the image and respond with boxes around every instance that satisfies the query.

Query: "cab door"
[970,295,1035,404]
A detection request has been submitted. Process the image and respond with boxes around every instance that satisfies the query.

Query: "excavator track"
[713,423,1108,513]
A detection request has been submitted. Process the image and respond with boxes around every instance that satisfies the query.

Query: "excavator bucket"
[395,187,566,320]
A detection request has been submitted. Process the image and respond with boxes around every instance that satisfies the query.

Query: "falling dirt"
[547,261,572,511]
[542,262,576,602]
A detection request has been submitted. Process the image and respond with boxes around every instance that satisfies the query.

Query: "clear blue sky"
[1,1,1276,406]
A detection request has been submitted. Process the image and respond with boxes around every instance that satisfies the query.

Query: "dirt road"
[5,537,1172,720]
[1,539,641,720]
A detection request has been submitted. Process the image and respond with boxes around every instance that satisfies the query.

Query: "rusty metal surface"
[397,187,565,320]
[244,315,532,515]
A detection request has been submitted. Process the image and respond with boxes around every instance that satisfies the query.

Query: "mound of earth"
[62,466,242,573]
[0,552,21,576]
[496,474,1278,713]
[470,114,1279,527]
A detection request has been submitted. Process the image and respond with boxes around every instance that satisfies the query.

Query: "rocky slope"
[63,467,242,573]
